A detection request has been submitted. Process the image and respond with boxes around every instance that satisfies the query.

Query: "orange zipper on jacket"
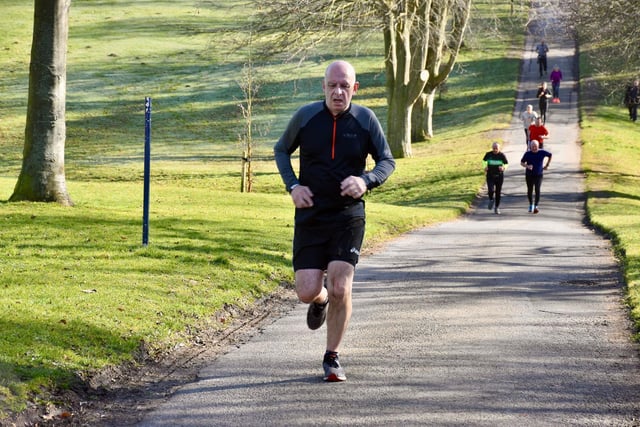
[331,115,337,159]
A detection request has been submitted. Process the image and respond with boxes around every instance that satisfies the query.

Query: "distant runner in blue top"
[520,140,552,214]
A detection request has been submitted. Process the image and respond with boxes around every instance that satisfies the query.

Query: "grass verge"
[579,69,640,338]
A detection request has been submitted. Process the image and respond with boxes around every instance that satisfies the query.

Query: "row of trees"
[12,0,472,204]
[16,0,636,203]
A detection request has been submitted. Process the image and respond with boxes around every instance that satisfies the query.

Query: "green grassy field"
[3,0,639,420]
[579,97,640,340]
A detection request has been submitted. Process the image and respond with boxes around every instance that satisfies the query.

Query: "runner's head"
[530,140,540,152]
[323,61,359,116]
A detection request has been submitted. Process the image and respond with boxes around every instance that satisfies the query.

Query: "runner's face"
[323,64,358,116]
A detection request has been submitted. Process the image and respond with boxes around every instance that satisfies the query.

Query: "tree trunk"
[423,89,437,139]
[382,0,431,159]
[412,0,472,142]
[411,93,428,142]
[387,90,414,158]
[11,0,73,205]
[411,89,437,141]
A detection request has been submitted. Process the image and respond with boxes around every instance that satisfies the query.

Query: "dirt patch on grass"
[3,286,299,427]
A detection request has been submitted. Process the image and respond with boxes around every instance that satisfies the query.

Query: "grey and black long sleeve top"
[274,101,395,225]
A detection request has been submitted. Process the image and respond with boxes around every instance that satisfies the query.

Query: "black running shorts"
[292,218,365,271]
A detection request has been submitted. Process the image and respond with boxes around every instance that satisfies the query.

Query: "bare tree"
[251,0,383,62]
[411,0,471,141]
[11,0,73,205]
[567,0,639,95]
[238,56,259,193]
[251,0,471,158]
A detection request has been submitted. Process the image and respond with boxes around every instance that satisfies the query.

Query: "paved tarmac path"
[138,6,640,427]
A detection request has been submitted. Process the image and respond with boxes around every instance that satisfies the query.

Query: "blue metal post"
[142,97,151,246]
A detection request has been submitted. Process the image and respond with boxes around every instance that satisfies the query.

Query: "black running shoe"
[306,298,328,330]
[323,355,346,382]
